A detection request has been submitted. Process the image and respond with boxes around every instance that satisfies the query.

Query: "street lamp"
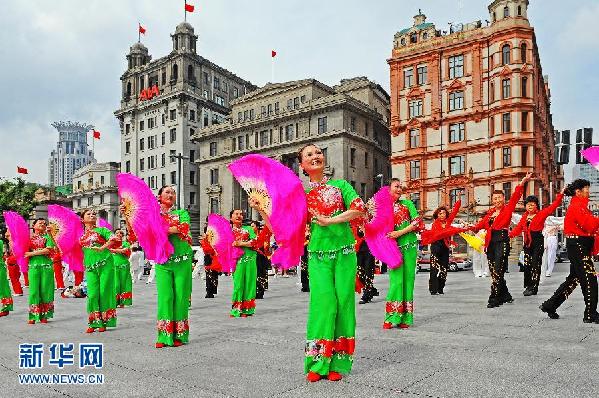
[170,153,189,209]
[375,174,383,190]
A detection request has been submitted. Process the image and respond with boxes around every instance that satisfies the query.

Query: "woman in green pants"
[384,178,423,330]
[0,238,14,317]
[230,209,257,318]
[79,210,118,333]
[252,143,366,382]
[111,229,133,308]
[153,186,193,348]
[24,219,56,324]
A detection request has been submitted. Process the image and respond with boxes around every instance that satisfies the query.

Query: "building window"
[521,77,528,97]
[490,82,495,102]
[449,123,465,143]
[360,183,366,199]
[285,125,294,141]
[365,152,369,168]
[267,104,273,116]
[87,197,93,206]
[139,120,144,131]
[350,117,356,132]
[169,109,176,120]
[210,198,219,214]
[350,148,356,167]
[502,78,511,99]
[189,192,196,205]
[274,102,280,114]
[449,91,464,111]
[502,113,511,133]
[125,160,130,173]
[490,115,495,136]
[365,122,369,136]
[503,182,512,200]
[417,65,428,85]
[409,129,420,148]
[206,141,216,157]
[139,158,145,171]
[161,153,165,167]
[502,147,512,167]
[410,32,418,43]
[139,138,144,151]
[213,76,220,90]
[449,55,464,78]
[517,5,522,16]
[125,141,130,154]
[503,6,509,18]
[293,97,300,109]
[502,44,511,65]
[449,189,465,207]
[259,130,269,147]
[521,112,529,131]
[521,145,529,166]
[410,160,421,179]
[403,68,414,88]
[160,132,165,145]
[170,150,176,163]
[237,136,245,151]
[318,117,327,134]
[409,100,423,118]
[520,43,527,63]
[125,124,130,135]
[210,168,219,185]
[170,171,176,185]
[161,174,166,187]
[449,155,465,175]
[170,128,176,143]
[190,170,196,185]
[287,99,292,110]
[189,110,196,121]
[411,193,421,210]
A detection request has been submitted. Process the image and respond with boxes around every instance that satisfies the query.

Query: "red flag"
[139,24,146,35]
[271,50,277,58]
[17,166,28,175]
[185,3,195,12]
[93,130,101,139]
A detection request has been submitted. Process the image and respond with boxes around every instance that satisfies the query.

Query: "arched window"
[520,43,527,63]
[503,6,509,18]
[139,76,144,90]
[172,64,178,81]
[400,38,406,46]
[422,31,428,40]
[517,5,522,16]
[126,82,132,97]
[502,44,511,65]
[410,32,418,43]
[187,65,194,79]
[174,36,179,50]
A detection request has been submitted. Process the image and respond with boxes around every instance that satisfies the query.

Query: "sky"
[1,0,598,184]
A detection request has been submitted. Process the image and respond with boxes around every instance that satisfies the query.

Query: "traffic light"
[554,130,570,165]
[576,128,593,164]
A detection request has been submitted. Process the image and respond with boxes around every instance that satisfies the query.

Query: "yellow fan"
[459,232,485,253]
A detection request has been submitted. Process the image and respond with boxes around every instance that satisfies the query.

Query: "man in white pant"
[544,225,559,277]
[129,246,145,283]
[471,230,489,277]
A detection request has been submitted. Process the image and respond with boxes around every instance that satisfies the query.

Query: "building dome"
[175,22,194,34]
[129,42,148,55]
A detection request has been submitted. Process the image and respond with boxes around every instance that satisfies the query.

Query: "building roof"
[398,22,434,35]
[230,79,334,105]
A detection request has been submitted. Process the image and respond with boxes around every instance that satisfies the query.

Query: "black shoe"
[359,295,372,304]
[539,304,559,319]
[300,287,310,292]
[430,292,438,296]
[438,290,444,295]
[487,302,499,308]
[205,293,214,298]
[523,289,533,297]
[372,289,379,297]
[503,296,514,304]
[256,293,264,299]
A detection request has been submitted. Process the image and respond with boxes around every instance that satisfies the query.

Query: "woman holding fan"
[229,209,258,317]
[111,228,133,307]
[0,236,14,317]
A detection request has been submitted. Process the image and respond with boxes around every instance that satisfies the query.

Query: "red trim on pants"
[74,271,84,286]
[23,272,29,287]
[7,264,23,295]
[53,262,65,289]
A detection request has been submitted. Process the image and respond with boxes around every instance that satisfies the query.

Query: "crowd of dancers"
[2,143,599,383]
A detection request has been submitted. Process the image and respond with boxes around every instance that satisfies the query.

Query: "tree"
[0,178,43,221]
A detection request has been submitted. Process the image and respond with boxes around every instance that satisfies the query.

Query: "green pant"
[231,255,257,317]
[0,262,14,313]
[155,256,192,345]
[115,263,133,306]
[86,257,117,329]
[385,244,417,326]
[28,260,55,321]
[305,248,357,376]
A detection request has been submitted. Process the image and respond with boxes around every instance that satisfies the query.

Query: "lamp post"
[170,152,189,209]
[375,174,383,190]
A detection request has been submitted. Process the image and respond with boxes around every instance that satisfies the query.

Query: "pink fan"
[228,154,307,269]
[116,173,173,263]
[581,146,599,171]
[97,218,113,230]
[3,211,30,272]
[206,214,243,273]
[47,205,84,272]
[364,186,403,269]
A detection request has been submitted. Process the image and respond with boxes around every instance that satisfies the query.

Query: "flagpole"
[138,23,140,43]
[184,0,187,22]
[271,57,274,83]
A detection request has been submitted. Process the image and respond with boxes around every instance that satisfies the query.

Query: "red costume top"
[30,233,57,258]
[472,184,524,248]
[563,196,599,237]
[509,193,564,247]
[252,226,272,257]
[200,237,221,271]
[162,212,192,245]
[421,200,462,246]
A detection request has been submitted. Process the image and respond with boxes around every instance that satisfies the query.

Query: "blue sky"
[0,0,597,183]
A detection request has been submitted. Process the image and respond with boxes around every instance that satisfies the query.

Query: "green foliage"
[0,178,43,220]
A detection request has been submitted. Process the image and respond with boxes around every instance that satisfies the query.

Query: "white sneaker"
[482,273,488,277]
[545,273,551,277]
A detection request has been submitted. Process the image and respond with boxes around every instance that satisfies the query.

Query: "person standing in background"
[544,224,560,277]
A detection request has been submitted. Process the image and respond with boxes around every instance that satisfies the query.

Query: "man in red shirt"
[540,179,599,323]
[470,172,533,308]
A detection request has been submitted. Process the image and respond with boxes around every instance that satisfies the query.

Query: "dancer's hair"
[32,217,46,226]
[492,190,504,196]
[78,209,94,220]
[564,179,590,197]
[297,144,322,177]
[432,206,448,220]
[524,195,539,207]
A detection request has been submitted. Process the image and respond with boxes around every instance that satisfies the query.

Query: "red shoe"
[40,319,48,324]
[28,320,35,325]
[306,371,321,382]
[383,322,393,329]
[98,327,106,333]
[173,340,183,347]
[86,327,95,333]
[327,371,343,381]
[118,304,125,308]
[240,314,248,318]
[155,343,165,348]
[0,311,9,317]
[399,323,409,329]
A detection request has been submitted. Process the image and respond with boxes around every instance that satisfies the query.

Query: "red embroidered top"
[30,233,57,258]
[252,226,272,257]
[200,237,221,271]
[162,211,192,246]
[509,193,564,246]
[79,229,108,248]
[471,184,524,247]
[421,200,463,247]
[563,196,599,236]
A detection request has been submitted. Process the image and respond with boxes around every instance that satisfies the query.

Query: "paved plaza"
[1,261,598,398]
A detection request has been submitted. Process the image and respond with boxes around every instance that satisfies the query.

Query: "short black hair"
[564,179,590,197]
[524,195,539,207]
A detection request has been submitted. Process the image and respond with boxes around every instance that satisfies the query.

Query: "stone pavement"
[1,261,598,398]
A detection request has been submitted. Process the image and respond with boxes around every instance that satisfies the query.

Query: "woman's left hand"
[314,214,332,227]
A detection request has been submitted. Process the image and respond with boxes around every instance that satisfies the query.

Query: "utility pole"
[170,152,189,209]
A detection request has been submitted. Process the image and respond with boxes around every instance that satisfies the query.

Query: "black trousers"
[300,254,309,291]
[430,240,449,294]
[523,232,544,292]
[543,237,598,321]
[205,269,219,295]
[486,230,512,306]
[256,253,269,297]
[357,249,376,298]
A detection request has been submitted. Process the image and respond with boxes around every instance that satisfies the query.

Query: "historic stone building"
[69,162,121,229]
[388,0,563,225]
[48,121,96,186]
[191,77,391,229]
[114,22,256,240]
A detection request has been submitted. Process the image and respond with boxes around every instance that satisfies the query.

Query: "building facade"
[69,162,121,229]
[48,121,96,186]
[388,0,563,223]
[191,77,391,229]
[114,22,256,241]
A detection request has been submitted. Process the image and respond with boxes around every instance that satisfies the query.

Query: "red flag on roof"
[271,50,277,58]
[185,3,195,12]
[139,24,146,35]
[17,166,28,175]
[93,130,101,139]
